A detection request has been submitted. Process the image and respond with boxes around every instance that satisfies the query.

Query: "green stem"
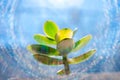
[63,55,70,75]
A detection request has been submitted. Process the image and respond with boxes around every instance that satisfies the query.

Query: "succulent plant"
[27,20,96,75]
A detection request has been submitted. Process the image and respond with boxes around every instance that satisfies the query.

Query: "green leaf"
[57,69,65,75]
[27,44,60,56]
[68,49,96,64]
[44,20,59,40]
[33,54,63,66]
[34,34,56,45]
[72,35,92,52]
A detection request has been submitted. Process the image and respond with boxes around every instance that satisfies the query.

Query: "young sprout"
[27,20,96,75]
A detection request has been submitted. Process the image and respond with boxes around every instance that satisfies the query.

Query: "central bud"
[55,28,74,56]
[57,39,74,56]
[55,28,73,43]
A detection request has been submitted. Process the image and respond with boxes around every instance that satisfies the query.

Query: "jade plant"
[27,20,96,75]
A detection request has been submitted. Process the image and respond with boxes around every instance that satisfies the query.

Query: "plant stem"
[63,55,70,75]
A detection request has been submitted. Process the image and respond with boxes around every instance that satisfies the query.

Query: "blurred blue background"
[0,0,120,79]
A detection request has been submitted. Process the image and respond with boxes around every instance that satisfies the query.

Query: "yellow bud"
[55,28,73,43]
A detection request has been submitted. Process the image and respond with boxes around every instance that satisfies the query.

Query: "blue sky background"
[0,0,120,79]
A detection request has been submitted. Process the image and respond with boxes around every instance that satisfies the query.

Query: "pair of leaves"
[28,48,96,66]
[34,34,92,52]
[27,42,96,66]
[34,20,78,45]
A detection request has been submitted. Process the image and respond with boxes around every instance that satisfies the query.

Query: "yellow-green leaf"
[44,20,59,40]
[72,35,92,52]
[68,49,96,64]
[33,54,63,66]
[27,44,60,56]
[57,69,65,75]
[34,34,56,45]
